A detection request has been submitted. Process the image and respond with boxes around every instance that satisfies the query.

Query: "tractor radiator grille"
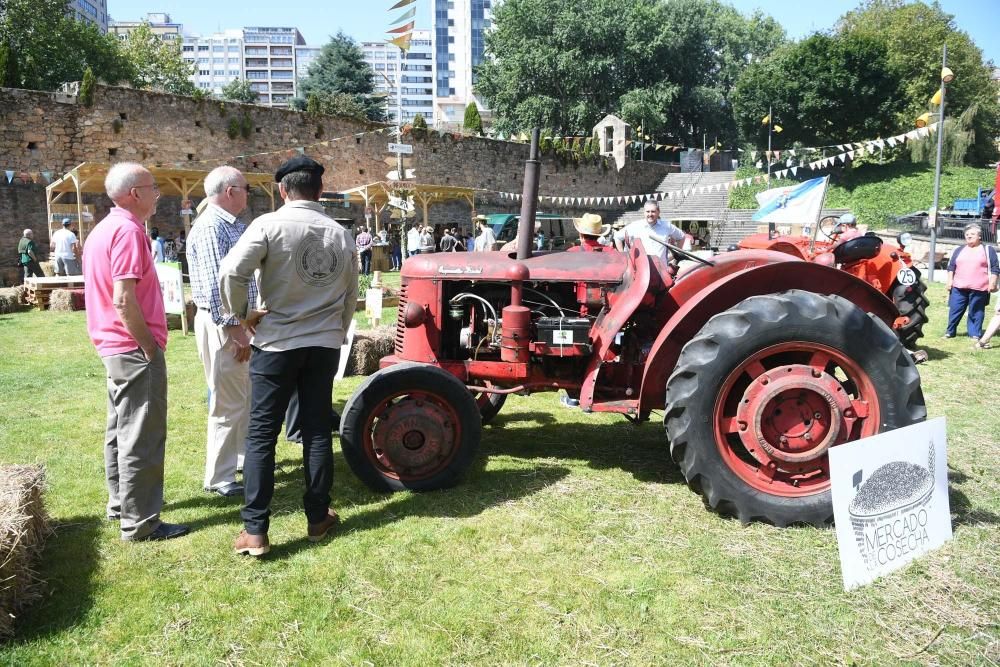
[394,284,407,354]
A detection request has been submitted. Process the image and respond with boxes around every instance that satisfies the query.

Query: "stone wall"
[0,84,669,283]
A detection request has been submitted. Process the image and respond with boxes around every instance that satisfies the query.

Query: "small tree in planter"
[463,103,482,136]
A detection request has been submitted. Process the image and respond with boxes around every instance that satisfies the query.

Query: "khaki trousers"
[194,309,248,489]
[102,348,167,540]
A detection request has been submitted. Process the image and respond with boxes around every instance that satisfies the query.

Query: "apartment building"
[69,0,109,33]
[181,30,245,96]
[241,27,305,107]
[109,12,183,43]
[361,30,434,125]
[432,0,494,128]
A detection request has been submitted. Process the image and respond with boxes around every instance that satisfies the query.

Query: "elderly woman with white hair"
[943,223,999,341]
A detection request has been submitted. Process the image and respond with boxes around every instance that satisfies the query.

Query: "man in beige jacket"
[220,156,357,556]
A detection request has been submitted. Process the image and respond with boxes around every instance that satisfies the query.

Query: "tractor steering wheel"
[818,215,841,241]
[647,233,715,267]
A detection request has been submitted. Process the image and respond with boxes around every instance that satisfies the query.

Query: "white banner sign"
[154,261,185,316]
[388,195,414,212]
[388,142,413,154]
[365,288,384,321]
[830,418,952,591]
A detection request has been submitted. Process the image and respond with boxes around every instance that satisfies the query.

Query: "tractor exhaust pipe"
[516,128,541,261]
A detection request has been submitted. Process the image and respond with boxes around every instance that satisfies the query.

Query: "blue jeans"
[946,287,989,338]
[359,249,372,275]
[242,346,339,535]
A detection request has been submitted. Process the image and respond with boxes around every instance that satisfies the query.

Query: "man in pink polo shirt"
[83,162,189,542]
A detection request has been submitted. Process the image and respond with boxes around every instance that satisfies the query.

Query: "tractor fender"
[637,259,897,417]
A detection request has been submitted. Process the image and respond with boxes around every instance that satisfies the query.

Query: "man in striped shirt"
[187,166,259,498]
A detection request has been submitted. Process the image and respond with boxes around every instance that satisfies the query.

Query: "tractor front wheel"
[891,268,930,349]
[474,385,507,425]
[340,363,482,492]
[664,290,925,527]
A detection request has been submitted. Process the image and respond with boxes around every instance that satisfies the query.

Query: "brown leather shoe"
[307,510,340,543]
[233,530,270,556]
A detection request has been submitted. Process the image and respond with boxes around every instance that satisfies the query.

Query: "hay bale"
[0,287,28,315]
[347,325,396,376]
[39,261,55,278]
[49,288,86,312]
[0,465,51,640]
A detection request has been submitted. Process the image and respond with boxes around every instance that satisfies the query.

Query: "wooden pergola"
[337,181,479,234]
[45,163,276,245]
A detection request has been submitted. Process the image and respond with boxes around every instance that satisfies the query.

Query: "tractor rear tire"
[340,363,482,492]
[891,268,929,349]
[664,290,925,527]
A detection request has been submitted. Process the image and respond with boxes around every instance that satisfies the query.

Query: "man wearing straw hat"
[571,213,612,252]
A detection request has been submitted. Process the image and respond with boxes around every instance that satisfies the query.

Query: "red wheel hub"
[715,344,878,497]
[366,393,461,481]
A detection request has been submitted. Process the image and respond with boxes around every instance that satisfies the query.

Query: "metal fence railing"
[889,213,998,245]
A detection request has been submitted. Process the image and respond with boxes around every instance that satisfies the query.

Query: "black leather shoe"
[134,522,190,541]
[209,482,244,498]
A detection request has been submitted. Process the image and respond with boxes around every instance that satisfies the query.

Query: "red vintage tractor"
[339,135,926,527]
[738,217,929,349]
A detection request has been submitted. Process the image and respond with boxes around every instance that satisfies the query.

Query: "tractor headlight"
[897,232,912,248]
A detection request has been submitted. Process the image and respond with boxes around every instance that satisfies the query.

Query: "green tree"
[463,103,483,135]
[298,32,385,122]
[304,91,370,122]
[118,24,194,95]
[0,0,132,90]
[221,79,258,104]
[732,33,904,148]
[79,65,95,106]
[476,0,784,146]
[837,0,999,164]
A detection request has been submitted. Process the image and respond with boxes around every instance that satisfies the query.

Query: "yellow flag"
[761,114,770,125]
[389,33,412,51]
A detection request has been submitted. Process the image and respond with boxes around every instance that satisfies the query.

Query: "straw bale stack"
[0,465,51,640]
[48,288,86,312]
[347,325,396,376]
[0,287,28,314]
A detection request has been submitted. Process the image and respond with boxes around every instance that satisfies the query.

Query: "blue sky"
[107,0,999,64]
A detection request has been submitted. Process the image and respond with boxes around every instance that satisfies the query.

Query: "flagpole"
[766,104,772,189]
[808,176,831,256]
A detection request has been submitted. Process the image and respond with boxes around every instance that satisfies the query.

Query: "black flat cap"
[274,155,325,183]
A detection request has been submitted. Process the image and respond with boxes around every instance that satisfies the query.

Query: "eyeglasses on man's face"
[229,183,252,193]
[133,183,159,193]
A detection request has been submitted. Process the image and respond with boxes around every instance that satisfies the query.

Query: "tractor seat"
[833,235,883,264]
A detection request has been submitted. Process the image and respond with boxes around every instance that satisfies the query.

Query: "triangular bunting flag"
[848,150,856,159]
[41,171,53,183]
[788,149,796,157]
[390,7,416,24]
[887,137,898,147]
[389,33,412,50]
[389,0,416,9]
[388,21,414,34]
[5,171,13,183]
[791,167,798,176]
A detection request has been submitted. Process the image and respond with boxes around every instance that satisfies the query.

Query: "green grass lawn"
[1,283,997,664]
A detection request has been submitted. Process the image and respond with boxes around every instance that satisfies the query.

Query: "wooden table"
[24,276,85,309]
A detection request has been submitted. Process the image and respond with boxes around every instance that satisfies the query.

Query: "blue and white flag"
[752,176,829,224]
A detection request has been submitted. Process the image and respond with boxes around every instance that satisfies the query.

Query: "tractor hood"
[400,250,627,284]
